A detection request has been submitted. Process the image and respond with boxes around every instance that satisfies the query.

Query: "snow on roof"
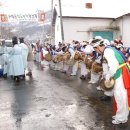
[61,6,116,18]
[55,0,130,18]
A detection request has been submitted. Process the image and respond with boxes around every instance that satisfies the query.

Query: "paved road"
[0,62,130,130]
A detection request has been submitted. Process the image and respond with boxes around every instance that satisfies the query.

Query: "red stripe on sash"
[122,66,130,107]
[114,66,130,113]
[41,50,44,61]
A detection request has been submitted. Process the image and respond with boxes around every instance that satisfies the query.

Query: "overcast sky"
[0,0,130,15]
[0,0,52,14]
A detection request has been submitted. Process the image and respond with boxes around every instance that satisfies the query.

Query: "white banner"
[0,11,45,22]
[7,14,38,22]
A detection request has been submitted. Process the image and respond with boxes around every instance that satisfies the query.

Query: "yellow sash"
[118,63,130,69]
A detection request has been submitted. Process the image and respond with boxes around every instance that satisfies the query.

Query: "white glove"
[70,56,74,60]
[105,74,110,81]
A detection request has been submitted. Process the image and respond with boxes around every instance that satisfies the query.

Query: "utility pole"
[50,0,53,45]
[59,0,64,43]
[0,2,3,39]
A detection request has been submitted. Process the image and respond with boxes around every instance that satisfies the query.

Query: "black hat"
[12,36,18,45]
[19,37,24,43]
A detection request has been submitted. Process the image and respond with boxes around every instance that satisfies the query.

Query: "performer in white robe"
[35,41,41,63]
[92,38,129,125]
[84,44,98,82]
[2,45,13,77]
[61,43,77,74]
[9,36,24,81]
[26,43,33,76]
[86,37,102,84]
[68,42,78,76]
[76,42,88,80]
[19,37,29,70]
[0,41,4,66]
[53,46,64,71]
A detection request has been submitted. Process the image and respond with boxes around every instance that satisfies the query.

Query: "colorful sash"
[105,46,130,112]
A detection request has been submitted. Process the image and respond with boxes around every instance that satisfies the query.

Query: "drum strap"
[68,47,74,51]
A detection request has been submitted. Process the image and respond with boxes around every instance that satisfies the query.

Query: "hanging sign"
[0,11,45,22]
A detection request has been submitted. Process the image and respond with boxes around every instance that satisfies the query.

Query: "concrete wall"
[117,16,130,47]
[54,14,130,47]
[54,17,119,44]
[54,17,62,45]
[54,17,130,47]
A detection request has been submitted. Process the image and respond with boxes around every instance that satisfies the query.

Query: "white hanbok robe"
[19,43,29,69]
[0,46,4,65]
[2,47,13,75]
[9,44,24,76]
[54,50,64,71]
[104,48,129,122]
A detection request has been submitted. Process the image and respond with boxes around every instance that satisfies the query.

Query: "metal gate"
[93,31,113,41]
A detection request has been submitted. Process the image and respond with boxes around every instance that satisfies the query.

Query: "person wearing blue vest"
[92,38,130,125]
[19,37,29,71]
[68,41,79,76]
[35,40,42,63]
[126,47,130,61]
[77,41,88,80]
[61,41,78,74]
[53,43,64,71]
[86,36,102,84]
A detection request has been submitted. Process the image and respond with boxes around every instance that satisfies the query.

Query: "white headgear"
[116,44,123,49]
[103,39,110,46]
[88,39,93,44]
[91,36,103,46]
[80,42,86,46]
[95,36,102,40]
[93,39,110,47]
[84,45,94,54]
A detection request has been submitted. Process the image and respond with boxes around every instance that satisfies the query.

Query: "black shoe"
[3,74,7,78]
[80,75,86,80]
[100,96,111,101]
[20,75,25,79]
[26,72,32,76]
[16,77,20,82]
[14,76,20,82]
[61,71,66,74]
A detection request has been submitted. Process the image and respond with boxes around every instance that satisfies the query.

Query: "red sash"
[41,50,44,61]
[114,66,130,113]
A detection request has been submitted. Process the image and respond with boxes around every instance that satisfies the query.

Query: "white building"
[115,13,130,47]
[52,1,130,47]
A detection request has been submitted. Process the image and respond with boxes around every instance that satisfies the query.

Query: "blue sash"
[106,46,128,62]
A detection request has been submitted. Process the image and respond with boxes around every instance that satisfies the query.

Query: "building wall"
[54,17,122,45]
[54,17,62,45]
[62,18,118,43]
[117,16,130,47]
[54,15,130,47]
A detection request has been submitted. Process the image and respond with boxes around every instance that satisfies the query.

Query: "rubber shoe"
[112,116,115,120]
[80,75,86,80]
[112,120,127,125]
[88,80,96,84]
[70,73,76,76]
[100,96,111,101]
[61,70,66,73]
[96,86,102,91]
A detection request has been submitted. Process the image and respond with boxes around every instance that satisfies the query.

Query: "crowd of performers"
[33,36,130,125]
[0,36,33,81]
[0,35,130,125]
